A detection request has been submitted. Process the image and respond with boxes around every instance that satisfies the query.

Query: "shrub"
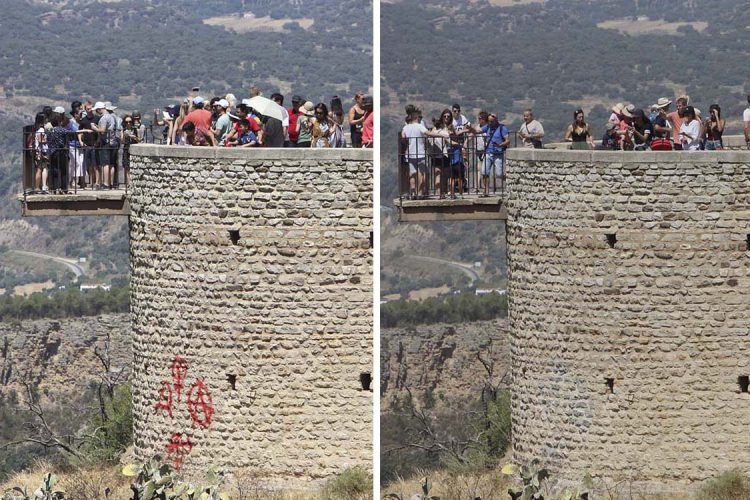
[697,470,750,500]
[320,468,372,500]
[80,384,133,463]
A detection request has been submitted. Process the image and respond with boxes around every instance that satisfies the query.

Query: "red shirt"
[233,117,260,136]
[362,111,374,146]
[183,109,212,131]
[288,108,300,142]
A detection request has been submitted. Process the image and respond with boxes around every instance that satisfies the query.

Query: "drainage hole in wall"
[228,230,241,245]
[739,375,749,393]
[605,234,617,248]
[605,377,615,394]
[360,372,372,391]
[227,374,237,390]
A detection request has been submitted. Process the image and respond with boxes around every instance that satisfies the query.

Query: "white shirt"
[402,123,428,159]
[680,119,702,150]
[519,119,544,147]
[280,107,290,140]
[743,108,750,123]
[452,114,469,132]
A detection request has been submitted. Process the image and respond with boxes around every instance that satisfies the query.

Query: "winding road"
[10,250,86,279]
[407,255,480,286]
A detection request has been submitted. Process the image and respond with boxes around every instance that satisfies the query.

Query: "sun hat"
[105,102,117,111]
[93,101,106,111]
[654,97,672,109]
[611,102,624,114]
[621,104,635,118]
[299,101,314,116]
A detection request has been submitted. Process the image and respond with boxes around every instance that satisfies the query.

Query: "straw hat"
[621,104,635,118]
[299,101,314,116]
[611,102,624,114]
[654,97,672,109]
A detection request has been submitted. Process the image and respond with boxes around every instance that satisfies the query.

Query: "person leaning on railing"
[400,110,430,199]
[470,112,509,197]
[46,114,70,194]
[32,112,50,194]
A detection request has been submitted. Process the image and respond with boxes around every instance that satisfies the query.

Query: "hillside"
[380,0,750,299]
[381,0,750,204]
[0,0,373,291]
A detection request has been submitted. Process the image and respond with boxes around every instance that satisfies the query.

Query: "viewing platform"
[17,189,129,217]
[394,194,506,221]
[394,135,750,222]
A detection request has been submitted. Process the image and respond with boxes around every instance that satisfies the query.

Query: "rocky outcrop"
[0,314,131,402]
[380,320,509,410]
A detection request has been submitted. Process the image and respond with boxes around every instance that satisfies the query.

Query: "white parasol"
[243,96,285,121]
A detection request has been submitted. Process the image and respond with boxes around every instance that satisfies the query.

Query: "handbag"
[650,138,673,151]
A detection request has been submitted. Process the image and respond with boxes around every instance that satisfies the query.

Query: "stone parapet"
[506,148,750,491]
[127,146,373,487]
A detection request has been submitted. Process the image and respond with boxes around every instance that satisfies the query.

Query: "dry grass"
[1,462,365,500]
[597,17,708,36]
[408,285,451,301]
[382,468,513,500]
[12,280,56,296]
[203,14,314,33]
[381,467,719,500]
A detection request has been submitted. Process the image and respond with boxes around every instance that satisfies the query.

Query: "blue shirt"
[238,131,257,145]
[482,123,509,154]
[66,120,79,147]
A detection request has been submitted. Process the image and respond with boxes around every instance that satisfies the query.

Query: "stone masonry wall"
[127,145,372,487]
[506,149,750,490]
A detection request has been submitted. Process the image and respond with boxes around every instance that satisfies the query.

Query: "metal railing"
[397,132,519,200]
[22,124,168,199]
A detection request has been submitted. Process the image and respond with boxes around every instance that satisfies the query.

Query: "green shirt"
[215,113,232,144]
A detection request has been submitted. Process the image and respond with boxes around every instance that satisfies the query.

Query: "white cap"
[241,98,252,106]
[217,99,229,108]
[193,96,205,105]
[53,106,65,113]
[93,102,106,110]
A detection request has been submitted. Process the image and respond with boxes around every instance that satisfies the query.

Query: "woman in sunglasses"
[311,103,334,148]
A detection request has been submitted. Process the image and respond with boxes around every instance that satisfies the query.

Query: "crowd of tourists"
[576,95,735,152]
[400,94,750,199]
[28,89,374,194]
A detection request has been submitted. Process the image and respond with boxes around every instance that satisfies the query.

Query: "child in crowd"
[230,119,258,147]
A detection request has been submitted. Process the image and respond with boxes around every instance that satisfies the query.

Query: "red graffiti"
[187,378,214,429]
[154,380,174,418]
[165,432,193,470]
[153,356,216,469]
[171,356,188,402]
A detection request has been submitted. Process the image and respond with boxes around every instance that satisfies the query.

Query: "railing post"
[22,125,34,198]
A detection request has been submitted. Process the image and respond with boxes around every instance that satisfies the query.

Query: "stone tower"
[506,149,750,489]
[127,145,373,487]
